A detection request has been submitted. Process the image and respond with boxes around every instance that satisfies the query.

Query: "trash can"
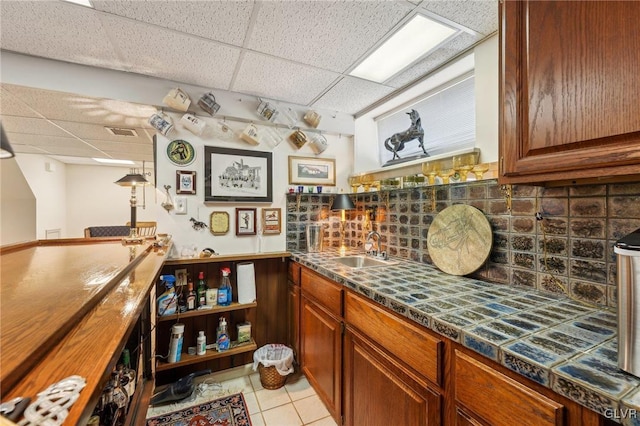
[253,344,294,389]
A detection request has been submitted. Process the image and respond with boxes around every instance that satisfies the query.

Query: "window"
[377,74,475,165]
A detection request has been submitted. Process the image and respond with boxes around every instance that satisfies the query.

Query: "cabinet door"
[344,328,441,426]
[300,296,342,423]
[500,0,640,184]
[287,280,300,362]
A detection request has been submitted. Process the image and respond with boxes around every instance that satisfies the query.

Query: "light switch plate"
[175,196,187,214]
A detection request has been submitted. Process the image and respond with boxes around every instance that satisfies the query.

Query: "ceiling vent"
[105,127,138,137]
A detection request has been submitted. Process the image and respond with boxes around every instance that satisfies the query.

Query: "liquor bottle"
[100,388,119,426]
[186,281,196,311]
[110,370,129,417]
[177,277,187,313]
[197,272,207,308]
[121,349,136,399]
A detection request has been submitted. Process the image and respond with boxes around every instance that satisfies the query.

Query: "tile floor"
[146,364,338,426]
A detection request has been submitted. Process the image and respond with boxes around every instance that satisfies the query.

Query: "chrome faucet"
[365,231,387,260]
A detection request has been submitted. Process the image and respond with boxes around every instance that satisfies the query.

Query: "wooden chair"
[126,221,157,237]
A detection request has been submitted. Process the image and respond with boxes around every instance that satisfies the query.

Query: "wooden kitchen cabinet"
[300,268,343,423]
[287,261,301,362]
[499,0,640,185]
[344,326,441,426]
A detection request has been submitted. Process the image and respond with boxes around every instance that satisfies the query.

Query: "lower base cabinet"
[300,296,342,422]
[344,327,441,426]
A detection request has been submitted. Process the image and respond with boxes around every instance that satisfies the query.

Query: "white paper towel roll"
[237,262,257,304]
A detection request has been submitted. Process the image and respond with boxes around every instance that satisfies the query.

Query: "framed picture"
[288,156,336,186]
[175,268,188,287]
[176,170,196,194]
[236,208,257,236]
[262,208,281,235]
[205,146,272,202]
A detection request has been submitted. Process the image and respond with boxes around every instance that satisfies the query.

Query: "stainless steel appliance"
[615,228,640,377]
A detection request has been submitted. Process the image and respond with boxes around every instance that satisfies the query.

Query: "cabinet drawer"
[345,291,442,386]
[454,350,563,426]
[288,261,301,285]
[301,268,342,317]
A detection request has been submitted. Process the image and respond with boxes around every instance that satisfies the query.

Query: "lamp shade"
[330,193,355,211]
[1,122,15,159]
[115,173,148,187]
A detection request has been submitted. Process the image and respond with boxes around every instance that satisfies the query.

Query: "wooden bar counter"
[0,238,168,424]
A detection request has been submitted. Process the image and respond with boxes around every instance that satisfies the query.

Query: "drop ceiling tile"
[87,140,153,154]
[104,151,154,162]
[386,32,479,88]
[0,87,40,118]
[0,1,122,69]
[1,116,70,138]
[3,84,156,128]
[50,121,151,144]
[312,77,395,115]
[247,1,413,73]
[422,0,498,36]
[6,133,107,157]
[233,52,341,106]
[100,14,241,90]
[93,0,254,47]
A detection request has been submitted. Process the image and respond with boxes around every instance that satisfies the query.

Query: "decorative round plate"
[166,139,196,166]
[427,204,492,276]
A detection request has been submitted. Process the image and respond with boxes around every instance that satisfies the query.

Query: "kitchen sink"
[331,255,397,269]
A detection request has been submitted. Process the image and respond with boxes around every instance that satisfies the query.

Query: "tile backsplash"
[286,179,640,308]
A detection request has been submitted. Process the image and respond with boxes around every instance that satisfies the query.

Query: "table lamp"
[330,193,355,255]
[115,171,148,244]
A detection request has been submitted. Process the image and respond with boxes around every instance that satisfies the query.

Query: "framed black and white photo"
[288,156,335,186]
[176,170,196,194]
[236,208,256,236]
[205,146,272,202]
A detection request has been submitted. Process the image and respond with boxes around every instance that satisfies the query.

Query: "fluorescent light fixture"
[350,14,457,83]
[93,158,135,165]
[62,0,93,7]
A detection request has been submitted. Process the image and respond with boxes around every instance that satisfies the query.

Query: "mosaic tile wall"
[286,179,640,308]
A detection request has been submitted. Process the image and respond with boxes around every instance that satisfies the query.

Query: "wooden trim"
[163,251,290,265]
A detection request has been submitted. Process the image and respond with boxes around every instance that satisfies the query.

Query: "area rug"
[146,393,252,426]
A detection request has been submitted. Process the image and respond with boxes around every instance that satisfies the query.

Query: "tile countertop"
[290,250,640,423]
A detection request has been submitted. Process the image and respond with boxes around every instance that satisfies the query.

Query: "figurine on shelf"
[384,109,427,161]
[190,217,208,231]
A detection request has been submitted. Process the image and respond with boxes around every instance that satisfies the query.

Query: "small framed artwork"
[209,211,230,236]
[236,208,256,236]
[175,268,188,287]
[176,170,196,194]
[288,156,336,186]
[204,146,273,202]
[262,208,281,235]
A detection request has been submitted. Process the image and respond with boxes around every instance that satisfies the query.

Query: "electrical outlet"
[175,196,187,214]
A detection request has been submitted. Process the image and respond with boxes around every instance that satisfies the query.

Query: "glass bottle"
[110,370,128,418]
[100,388,120,426]
[186,281,196,311]
[197,271,207,308]
[121,349,136,399]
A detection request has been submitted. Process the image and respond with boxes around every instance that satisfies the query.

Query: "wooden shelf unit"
[156,339,257,372]
[157,302,257,322]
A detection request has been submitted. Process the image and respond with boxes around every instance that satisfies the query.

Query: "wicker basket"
[258,363,288,390]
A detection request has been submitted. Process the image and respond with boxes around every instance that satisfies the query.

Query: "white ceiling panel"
[247,1,413,73]
[386,32,479,88]
[312,77,396,115]
[233,52,341,106]
[99,14,241,90]
[49,121,151,143]
[7,133,94,149]
[1,116,71,138]
[2,84,155,128]
[0,87,40,118]
[87,140,153,155]
[0,1,122,70]
[421,0,498,36]
[93,0,255,47]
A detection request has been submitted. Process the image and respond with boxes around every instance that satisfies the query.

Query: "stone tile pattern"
[290,251,638,421]
[286,180,640,308]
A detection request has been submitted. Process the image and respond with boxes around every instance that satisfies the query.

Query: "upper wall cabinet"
[499,0,640,185]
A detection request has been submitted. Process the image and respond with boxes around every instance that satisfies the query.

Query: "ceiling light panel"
[247,1,413,73]
[233,52,341,106]
[92,0,253,47]
[62,0,93,8]
[99,14,241,90]
[93,158,134,165]
[312,76,396,115]
[349,14,458,83]
[0,2,121,69]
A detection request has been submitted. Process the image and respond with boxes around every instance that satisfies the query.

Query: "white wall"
[154,112,354,256]
[1,157,36,245]
[352,35,499,172]
[15,154,67,238]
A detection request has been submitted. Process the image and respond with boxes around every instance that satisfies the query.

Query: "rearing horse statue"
[384,109,427,160]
